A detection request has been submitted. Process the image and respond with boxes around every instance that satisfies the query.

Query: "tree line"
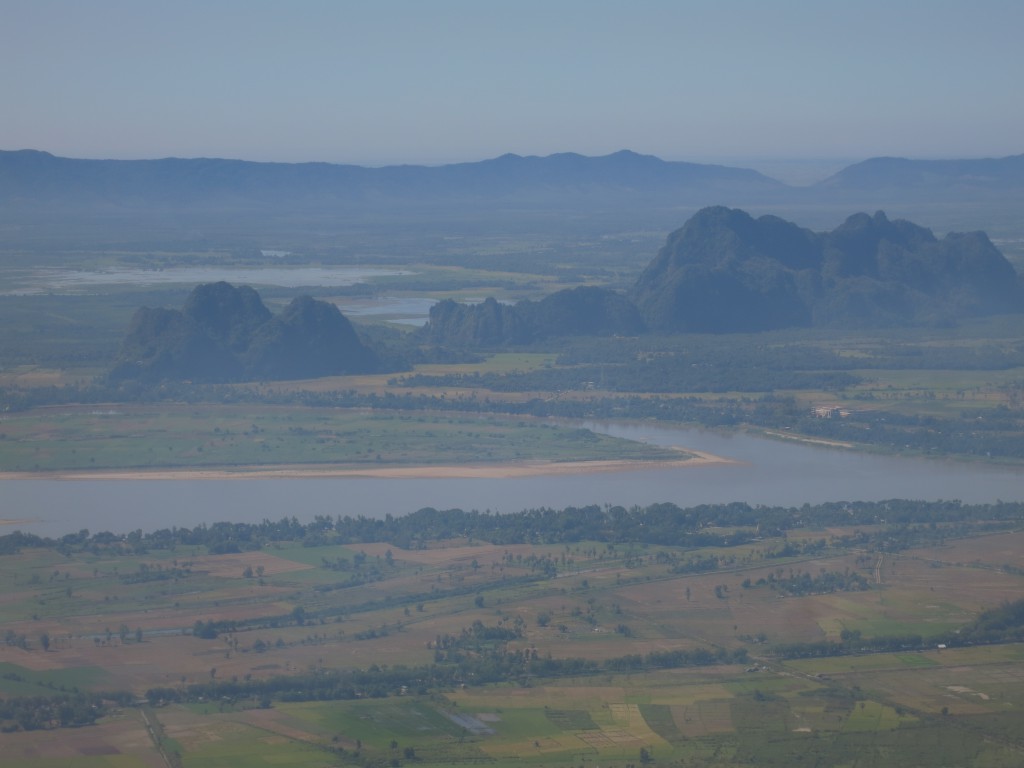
[4,499,1023,558]
[144,643,749,708]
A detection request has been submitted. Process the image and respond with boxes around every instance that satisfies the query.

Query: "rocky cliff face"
[633,207,1023,332]
[420,286,645,347]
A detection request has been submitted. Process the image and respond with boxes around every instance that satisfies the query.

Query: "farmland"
[2,502,1023,767]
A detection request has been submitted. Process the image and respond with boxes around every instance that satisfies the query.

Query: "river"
[2,422,1021,537]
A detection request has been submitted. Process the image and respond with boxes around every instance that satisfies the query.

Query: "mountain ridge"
[0,148,785,207]
[5,148,1024,197]
[815,154,1024,193]
[5,148,1023,252]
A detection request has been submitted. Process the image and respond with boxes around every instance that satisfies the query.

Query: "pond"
[6,265,409,293]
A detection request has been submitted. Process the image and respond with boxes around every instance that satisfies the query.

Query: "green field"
[0,404,683,473]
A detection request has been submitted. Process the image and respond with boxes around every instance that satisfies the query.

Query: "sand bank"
[0,449,737,481]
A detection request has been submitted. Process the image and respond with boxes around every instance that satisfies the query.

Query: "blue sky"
[2,0,1021,166]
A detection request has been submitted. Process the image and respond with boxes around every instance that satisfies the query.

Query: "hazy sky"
[3,0,1021,166]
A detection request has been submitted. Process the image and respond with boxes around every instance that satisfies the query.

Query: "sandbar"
[0,449,737,481]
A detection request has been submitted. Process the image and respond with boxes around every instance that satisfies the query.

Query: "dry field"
[905,530,1024,569]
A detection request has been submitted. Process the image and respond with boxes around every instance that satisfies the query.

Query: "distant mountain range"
[0,149,784,209]
[3,149,1023,212]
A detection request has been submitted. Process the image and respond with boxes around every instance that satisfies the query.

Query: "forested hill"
[633,206,1023,332]
[110,282,378,382]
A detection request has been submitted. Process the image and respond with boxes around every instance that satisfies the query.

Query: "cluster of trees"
[763,538,829,558]
[959,597,1024,644]
[433,619,524,651]
[118,562,191,584]
[193,619,240,639]
[813,404,1024,465]
[0,691,132,732]
[4,630,31,650]
[753,568,871,596]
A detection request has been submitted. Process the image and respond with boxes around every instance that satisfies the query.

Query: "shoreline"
[0,450,738,481]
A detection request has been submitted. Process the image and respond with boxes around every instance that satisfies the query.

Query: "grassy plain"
[0,403,685,474]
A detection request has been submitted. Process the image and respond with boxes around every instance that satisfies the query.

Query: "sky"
[2,0,1022,167]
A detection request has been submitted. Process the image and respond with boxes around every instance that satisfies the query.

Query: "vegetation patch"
[543,708,600,730]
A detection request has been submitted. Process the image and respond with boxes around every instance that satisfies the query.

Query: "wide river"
[3,422,1022,537]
